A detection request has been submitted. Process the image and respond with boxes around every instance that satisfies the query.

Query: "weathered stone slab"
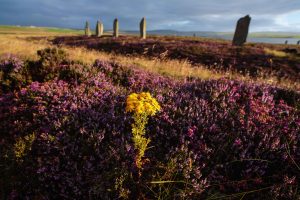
[140,17,146,39]
[96,21,103,37]
[85,21,91,37]
[113,18,119,37]
[100,23,104,36]
[232,15,251,46]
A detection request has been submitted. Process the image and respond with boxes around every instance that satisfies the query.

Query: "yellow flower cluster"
[126,92,160,171]
[126,92,161,116]
[14,133,36,162]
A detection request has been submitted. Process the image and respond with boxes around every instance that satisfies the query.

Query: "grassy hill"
[0,25,83,35]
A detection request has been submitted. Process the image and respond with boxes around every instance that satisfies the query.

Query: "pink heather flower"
[187,126,197,138]
[20,88,27,95]
[70,103,77,110]
[57,80,66,86]
[284,175,296,185]
[37,167,47,174]
[30,82,40,92]
[234,138,242,146]
[254,178,263,184]
[209,124,218,132]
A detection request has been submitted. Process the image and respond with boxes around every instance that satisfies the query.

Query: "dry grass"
[66,46,221,80]
[264,47,288,57]
[0,35,51,59]
[0,32,299,91]
[228,72,300,91]
[0,33,222,80]
[65,46,300,90]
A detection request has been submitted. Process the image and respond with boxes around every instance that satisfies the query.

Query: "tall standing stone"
[285,40,288,44]
[100,23,104,36]
[140,17,146,39]
[85,21,91,37]
[297,40,300,45]
[232,15,251,46]
[113,18,119,37]
[96,21,101,37]
[96,21,104,37]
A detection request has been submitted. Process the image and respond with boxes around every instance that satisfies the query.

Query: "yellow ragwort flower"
[126,92,161,170]
[126,92,160,116]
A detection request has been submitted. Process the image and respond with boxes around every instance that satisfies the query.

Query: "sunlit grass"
[0,35,51,60]
[0,25,83,35]
[264,47,288,57]
[0,33,222,80]
[0,32,299,91]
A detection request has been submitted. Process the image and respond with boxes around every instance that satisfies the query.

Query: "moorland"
[0,25,299,199]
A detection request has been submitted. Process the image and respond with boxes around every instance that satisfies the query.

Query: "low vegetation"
[0,27,299,199]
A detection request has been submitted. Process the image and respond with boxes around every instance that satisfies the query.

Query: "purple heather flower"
[187,126,197,138]
[30,81,40,92]
[234,138,242,146]
[20,88,27,95]
[284,175,296,185]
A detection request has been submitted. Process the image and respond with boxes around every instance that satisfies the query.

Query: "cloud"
[0,0,300,32]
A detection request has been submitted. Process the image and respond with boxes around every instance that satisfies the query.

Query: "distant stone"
[140,17,146,39]
[297,40,300,45]
[113,18,119,37]
[100,23,104,36]
[96,21,104,37]
[285,40,288,44]
[85,21,91,37]
[96,21,101,37]
[232,15,251,46]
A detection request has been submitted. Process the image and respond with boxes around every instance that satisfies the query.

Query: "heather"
[1,33,299,91]
[53,35,300,81]
[0,49,300,199]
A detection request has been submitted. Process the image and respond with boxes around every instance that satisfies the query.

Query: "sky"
[1,0,300,32]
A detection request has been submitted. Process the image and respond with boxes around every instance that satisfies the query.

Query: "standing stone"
[96,21,101,37]
[100,23,104,36]
[113,18,119,37]
[285,40,288,44]
[96,21,104,37]
[140,17,146,39]
[297,40,300,45]
[232,15,251,46]
[85,21,91,37]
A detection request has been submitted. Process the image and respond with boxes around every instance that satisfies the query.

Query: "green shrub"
[58,64,84,83]
[0,55,31,93]
[30,47,68,81]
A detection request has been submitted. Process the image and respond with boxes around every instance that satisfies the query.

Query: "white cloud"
[274,10,300,31]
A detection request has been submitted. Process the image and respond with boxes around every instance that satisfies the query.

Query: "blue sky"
[0,0,300,32]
